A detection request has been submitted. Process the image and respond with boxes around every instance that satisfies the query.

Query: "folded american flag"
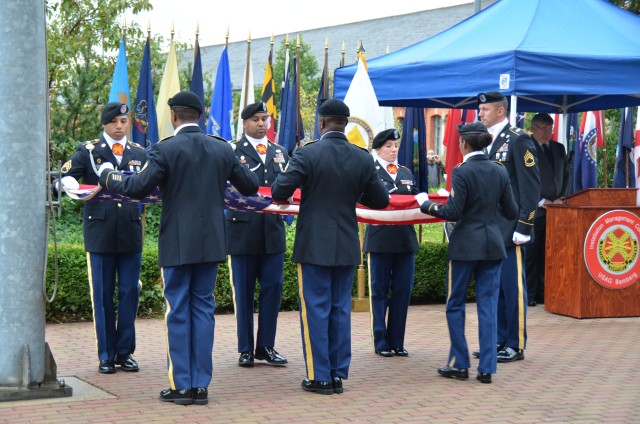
[63,183,446,225]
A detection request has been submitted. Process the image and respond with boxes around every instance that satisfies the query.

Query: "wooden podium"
[545,188,640,318]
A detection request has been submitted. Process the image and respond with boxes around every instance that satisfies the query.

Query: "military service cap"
[241,102,268,119]
[372,128,400,149]
[318,98,350,118]
[456,121,489,135]
[101,102,129,125]
[168,91,203,114]
[477,91,506,105]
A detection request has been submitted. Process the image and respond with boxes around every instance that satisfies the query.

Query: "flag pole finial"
[386,44,390,54]
[325,36,328,50]
[196,22,199,39]
[285,34,290,49]
[147,19,151,39]
[225,27,229,48]
[270,33,274,56]
[296,34,301,49]
[341,40,346,67]
[247,32,251,44]
[171,22,174,41]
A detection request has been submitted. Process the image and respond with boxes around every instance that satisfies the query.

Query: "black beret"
[241,102,268,120]
[168,91,203,114]
[457,121,489,135]
[318,98,350,118]
[101,102,129,125]
[372,129,400,149]
[477,91,506,105]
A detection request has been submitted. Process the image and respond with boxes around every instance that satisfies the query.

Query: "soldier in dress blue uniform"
[475,92,540,363]
[415,122,518,384]
[58,102,146,374]
[99,91,259,405]
[271,99,389,395]
[363,129,419,358]
[227,102,290,367]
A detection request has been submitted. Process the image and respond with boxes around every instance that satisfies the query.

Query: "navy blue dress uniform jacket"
[488,124,540,246]
[100,126,259,266]
[421,155,518,260]
[226,137,290,255]
[363,163,419,253]
[61,136,146,253]
[271,132,390,266]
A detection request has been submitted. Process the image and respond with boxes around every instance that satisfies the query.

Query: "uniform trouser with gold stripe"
[367,252,415,351]
[497,246,528,350]
[297,263,353,383]
[87,252,141,362]
[162,262,217,391]
[445,259,501,374]
[229,253,285,353]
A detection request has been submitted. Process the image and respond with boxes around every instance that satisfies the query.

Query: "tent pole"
[509,96,518,125]
[558,113,567,149]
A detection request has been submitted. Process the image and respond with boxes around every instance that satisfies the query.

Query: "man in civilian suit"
[99,91,259,406]
[271,99,389,395]
[476,92,540,363]
[525,113,569,306]
[227,102,290,367]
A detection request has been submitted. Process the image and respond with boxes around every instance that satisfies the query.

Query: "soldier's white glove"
[512,231,531,245]
[97,162,115,177]
[415,192,429,206]
[59,176,79,191]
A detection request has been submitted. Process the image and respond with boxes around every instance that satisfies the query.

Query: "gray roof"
[190,1,494,91]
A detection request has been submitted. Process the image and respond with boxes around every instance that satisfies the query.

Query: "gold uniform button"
[118,203,122,208]
[264,180,268,184]
[232,218,237,222]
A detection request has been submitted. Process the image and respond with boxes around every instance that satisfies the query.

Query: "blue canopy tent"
[334,0,640,114]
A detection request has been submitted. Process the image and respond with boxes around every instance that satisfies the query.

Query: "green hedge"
[46,240,476,323]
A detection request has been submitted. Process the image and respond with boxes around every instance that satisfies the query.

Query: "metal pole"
[0,0,47,385]
[0,0,71,400]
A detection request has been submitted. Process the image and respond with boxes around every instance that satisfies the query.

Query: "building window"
[433,115,444,155]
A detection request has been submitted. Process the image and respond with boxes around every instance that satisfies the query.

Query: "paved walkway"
[1,304,639,423]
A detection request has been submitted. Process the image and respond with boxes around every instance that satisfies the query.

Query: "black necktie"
[543,144,554,168]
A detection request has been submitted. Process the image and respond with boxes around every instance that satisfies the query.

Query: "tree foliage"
[609,0,640,14]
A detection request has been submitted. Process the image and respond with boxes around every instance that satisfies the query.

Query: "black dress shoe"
[497,347,524,363]
[301,379,333,395]
[115,354,139,372]
[159,388,193,405]
[254,347,288,366]
[238,352,254,367]
[332,377,343,394]
[98,359,115,374]
[528,299,537,307]
[437,366,469,380]
[476,372,492,384]
[192,387,208,405]
[392,347,409,357]
[375,348,394,357]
